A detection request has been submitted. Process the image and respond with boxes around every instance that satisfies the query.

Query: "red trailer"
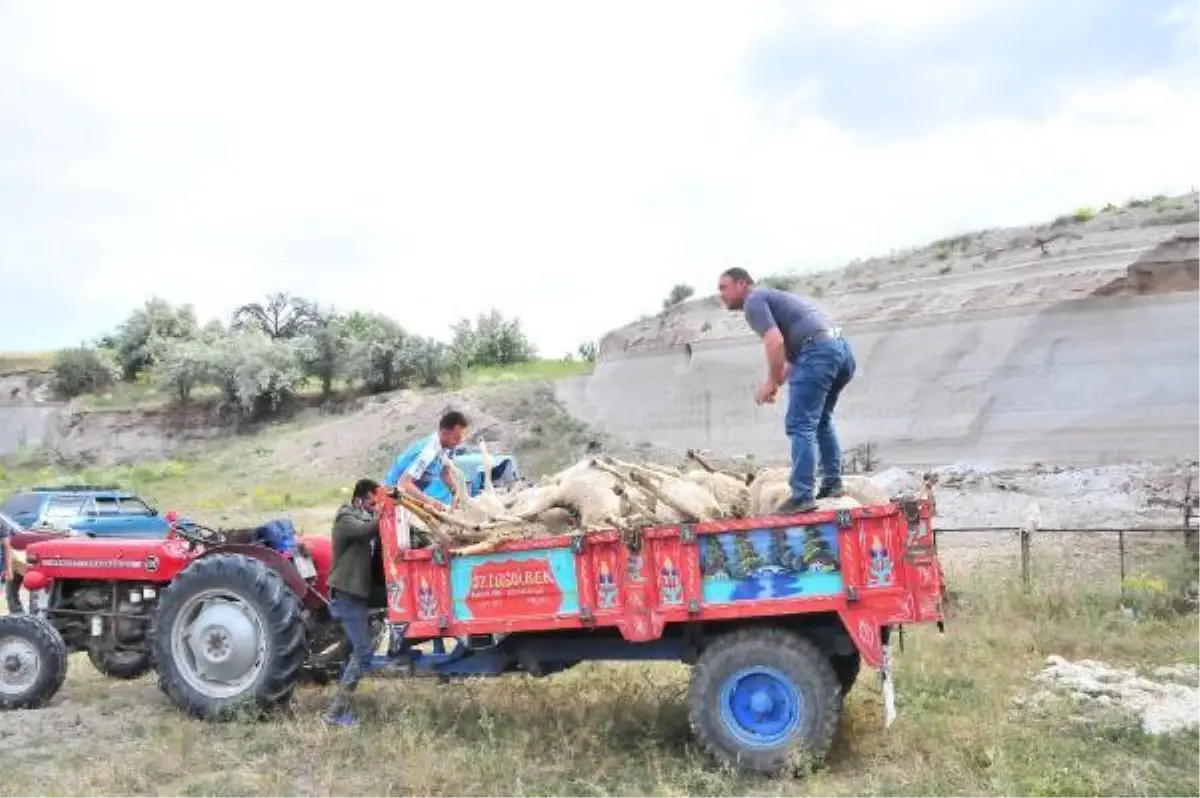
[375,490,946,773]
[2,489,945,776]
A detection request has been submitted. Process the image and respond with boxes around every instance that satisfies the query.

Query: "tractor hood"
[25,535,192,582]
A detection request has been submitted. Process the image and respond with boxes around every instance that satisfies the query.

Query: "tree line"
[51,293,598,418]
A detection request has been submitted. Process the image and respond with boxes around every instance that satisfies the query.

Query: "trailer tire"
[689,627,842,775]
[153,553,308,720]
[831,652,861,696]
[0,614,69,710]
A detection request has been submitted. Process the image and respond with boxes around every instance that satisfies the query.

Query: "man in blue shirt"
[718,267,857,515]
[383,410,470,510]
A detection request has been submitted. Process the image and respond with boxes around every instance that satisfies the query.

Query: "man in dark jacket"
[1,510,24,614]
[324,478,382,726]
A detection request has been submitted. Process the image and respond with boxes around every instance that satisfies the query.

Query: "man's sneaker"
[816,484,844,500]
[323,711,358,727]
[774,496,818,515]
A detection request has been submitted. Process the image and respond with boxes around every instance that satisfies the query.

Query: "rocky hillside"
[600,194,1198,359]
[565,194,1198,469]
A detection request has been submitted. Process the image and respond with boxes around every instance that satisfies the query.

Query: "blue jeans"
[785,335,857,501]
[328,591,374,714]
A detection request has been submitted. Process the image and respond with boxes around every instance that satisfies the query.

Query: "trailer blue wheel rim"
[718,665,802,748]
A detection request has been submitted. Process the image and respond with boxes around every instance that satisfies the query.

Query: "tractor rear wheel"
[0,614,69,710]
[152,553,308,719]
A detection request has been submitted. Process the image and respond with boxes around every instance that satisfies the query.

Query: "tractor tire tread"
[0,614,69,710]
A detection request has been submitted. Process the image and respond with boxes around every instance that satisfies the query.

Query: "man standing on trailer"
[718,267,858,514]
[383,410,470,510]
[324,477,382,727]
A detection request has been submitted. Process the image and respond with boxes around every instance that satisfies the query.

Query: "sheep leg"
[686,448,717,473]
[625,471,702,523]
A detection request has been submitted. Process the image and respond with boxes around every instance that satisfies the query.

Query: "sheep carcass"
[683,470,751,518]
[516,461,625,531]
[748,467,791,515]
[748,467,894,514]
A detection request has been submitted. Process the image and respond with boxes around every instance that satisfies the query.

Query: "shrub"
[758,273,796,290]
[231,292,323,340]
[577,341,598,362]
[296,317,352,399]
[1073,206,1096,223]
[157,340,215,403]
[110,298,200,381]
[346,315,458,392]
[662,283,695,309]
[450,310,536,367]
[203,332,305,418]
[50,347,119,398]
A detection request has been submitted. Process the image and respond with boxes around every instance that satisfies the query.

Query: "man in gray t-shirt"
[718,267,857,514]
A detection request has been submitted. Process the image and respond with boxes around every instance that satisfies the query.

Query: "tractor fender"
[199,543,327,610]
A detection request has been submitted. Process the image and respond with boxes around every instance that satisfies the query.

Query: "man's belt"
[798,327,842,348]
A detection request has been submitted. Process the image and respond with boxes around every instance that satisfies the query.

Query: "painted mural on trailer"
[700,524,843,603]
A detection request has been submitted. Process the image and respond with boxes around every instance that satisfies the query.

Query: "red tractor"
[0,516,384,716]
[1,490,947,775]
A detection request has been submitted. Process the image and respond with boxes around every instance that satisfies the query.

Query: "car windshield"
[0,491,40,520]
[43,496,88,523]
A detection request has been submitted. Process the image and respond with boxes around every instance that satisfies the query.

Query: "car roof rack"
[31,484,123,493]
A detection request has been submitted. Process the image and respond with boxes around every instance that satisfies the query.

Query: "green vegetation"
[0,351,55,375]
[757,272,798,290]
[27,293,597,414]
[662,283,696,309]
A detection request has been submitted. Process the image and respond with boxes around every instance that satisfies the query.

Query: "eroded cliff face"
[0,374,239,464]
[569,203,1199,469]
[599,200,1198,361]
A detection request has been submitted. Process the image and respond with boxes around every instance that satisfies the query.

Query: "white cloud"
[785,0,1002,41]
[0,0,1196,355]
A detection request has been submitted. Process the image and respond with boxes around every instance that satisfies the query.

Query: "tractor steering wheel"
[171,520,228,547]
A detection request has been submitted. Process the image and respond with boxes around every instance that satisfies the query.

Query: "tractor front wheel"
[688,627,843,775]
[152,553,308,719]
[0,614,69,710]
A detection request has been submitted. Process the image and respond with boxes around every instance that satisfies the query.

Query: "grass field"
[0,350,55,375]
[2,452,1197,796]
[0,559,1195,797]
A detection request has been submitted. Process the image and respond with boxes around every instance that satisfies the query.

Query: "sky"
[1,0,1197,357]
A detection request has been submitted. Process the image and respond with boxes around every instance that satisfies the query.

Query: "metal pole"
[1118,528,1126,603]
[1183,472,1198,562]
[1020,527,1031,591]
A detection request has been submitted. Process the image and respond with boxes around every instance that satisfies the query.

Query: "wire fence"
[931,470,1198,612]
[866,460,1199,605]
[935,524,1197,595]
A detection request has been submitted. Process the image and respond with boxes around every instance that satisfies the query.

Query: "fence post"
[1118,528,1126,603]
[1020,526,1031,591]
[1184,472,1198,562]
